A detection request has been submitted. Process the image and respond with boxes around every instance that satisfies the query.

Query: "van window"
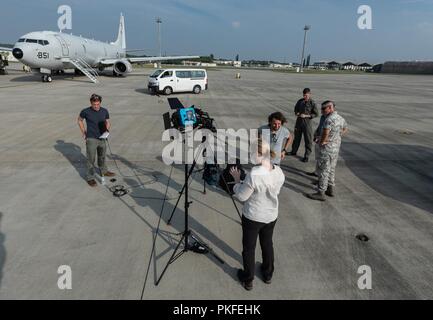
[176,71,192,78]
[191,71,205,78]
[150,69,164,78]
[160,71,173,78]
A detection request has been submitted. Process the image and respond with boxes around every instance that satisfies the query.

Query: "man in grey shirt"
[258,112,292,165]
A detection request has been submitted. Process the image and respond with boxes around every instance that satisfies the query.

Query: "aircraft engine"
[113,59,132,75]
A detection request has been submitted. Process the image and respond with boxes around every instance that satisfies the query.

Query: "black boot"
[306,171,318,177]
[237,269,253,291]
[325,185,334,197]
[306,191,326,201]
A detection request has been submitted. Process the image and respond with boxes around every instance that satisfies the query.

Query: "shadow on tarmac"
[0,212,6,289]
[53,142,240,292]
[279,141,433,216]
[107,153,242,292]
[340,142,433,215]
[54,140,88,180]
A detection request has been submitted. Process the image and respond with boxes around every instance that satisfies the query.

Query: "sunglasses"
[271,133,277,143]
[90,94,102,102]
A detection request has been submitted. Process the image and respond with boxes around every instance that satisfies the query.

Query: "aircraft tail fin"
[111,13,126,49]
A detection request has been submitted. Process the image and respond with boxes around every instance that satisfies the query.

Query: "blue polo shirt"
[79,107,110,139]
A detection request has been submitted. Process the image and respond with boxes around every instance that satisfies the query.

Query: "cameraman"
[230,138,285,290]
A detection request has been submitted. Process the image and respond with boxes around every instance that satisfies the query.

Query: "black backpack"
[219,163,246,195]
[203,163,219,186]
[171,110,181,129]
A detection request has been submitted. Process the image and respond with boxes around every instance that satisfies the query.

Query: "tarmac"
[0,64,432,299]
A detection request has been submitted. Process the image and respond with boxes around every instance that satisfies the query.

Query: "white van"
[148,69,208,95]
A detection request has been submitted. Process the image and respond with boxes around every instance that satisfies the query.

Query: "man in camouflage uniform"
[307,101,348,201]
[306,111,328,178]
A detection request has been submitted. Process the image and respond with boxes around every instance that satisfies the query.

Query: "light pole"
[300,25,311,73]
[156,17,162,57]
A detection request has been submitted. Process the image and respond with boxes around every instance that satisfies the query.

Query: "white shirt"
[233,165,285,224]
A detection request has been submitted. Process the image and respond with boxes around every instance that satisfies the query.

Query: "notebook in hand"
[99,131,110,139]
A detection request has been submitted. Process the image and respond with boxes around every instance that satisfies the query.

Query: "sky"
[0,0,432,64]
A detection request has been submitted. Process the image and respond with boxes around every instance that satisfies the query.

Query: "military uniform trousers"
[292,120,313,157]
[317,149,339,192]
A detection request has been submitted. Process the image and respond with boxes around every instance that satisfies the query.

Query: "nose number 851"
[37,52,49,59]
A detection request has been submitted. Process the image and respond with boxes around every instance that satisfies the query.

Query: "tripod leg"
[230,194,242,220]
[167,187,183,225]
[215,163,242,221]
[167,160,199,225]
[190,233,225,264]
[203,176,206,194]
[155,232,187,286]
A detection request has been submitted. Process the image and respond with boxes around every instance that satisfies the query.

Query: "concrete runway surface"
[0,66,432,299]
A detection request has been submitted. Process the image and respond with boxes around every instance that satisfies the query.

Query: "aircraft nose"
[12,48,23,60]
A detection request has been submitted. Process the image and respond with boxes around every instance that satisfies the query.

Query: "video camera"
[162,98,242,221]
[163,98,216,132]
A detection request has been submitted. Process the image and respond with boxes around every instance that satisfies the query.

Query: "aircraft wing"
[100,56,200,65]
[128,56,200,63]
[0,47,12,52]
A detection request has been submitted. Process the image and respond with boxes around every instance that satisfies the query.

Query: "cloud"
[232,21,241,28]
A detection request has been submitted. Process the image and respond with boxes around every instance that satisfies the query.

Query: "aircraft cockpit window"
[38,40,44,45]
[44,40,49,45]
[18,38,25,42]
[26,39,38,43]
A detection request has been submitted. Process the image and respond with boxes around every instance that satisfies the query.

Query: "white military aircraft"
[0,14,199,83]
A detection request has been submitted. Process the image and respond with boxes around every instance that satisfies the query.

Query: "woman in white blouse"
[230,138,285,290]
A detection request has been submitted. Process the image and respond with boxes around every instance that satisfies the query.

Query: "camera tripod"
[155,133,225,286]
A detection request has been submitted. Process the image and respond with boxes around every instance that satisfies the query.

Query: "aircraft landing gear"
[42,75,52,82]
